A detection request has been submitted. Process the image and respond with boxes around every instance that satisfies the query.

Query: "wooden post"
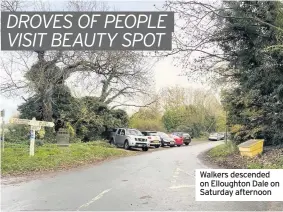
[30,127,36,156]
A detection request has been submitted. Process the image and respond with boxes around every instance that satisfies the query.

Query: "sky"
[0,0,213,121]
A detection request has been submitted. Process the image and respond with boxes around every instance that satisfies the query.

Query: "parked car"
[208,133,221,141]
[141,131,161,148]
[110,128,150,151]
[172,132,192,145]
[102,128,117,141]
[157,132,175,147]
[169,134,184,147]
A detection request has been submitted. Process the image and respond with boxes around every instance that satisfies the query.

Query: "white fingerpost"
[9,117,54,156]
[30,126,36,156]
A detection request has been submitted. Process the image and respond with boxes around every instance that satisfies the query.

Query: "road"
[2,141,283,211]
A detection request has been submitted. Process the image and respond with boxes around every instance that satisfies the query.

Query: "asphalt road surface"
[2,141,283,211]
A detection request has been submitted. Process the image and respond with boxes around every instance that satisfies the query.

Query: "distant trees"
[129,85,225,137]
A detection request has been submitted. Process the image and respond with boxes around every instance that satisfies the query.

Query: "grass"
[208,141,238,158]
[207,141,283,169]
[1,141,136,176]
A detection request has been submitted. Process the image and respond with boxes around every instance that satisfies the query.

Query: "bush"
[5,125,30,143]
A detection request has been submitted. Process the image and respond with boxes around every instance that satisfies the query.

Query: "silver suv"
[110,128,150,151]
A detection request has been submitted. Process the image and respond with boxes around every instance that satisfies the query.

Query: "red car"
[169,134,184,147]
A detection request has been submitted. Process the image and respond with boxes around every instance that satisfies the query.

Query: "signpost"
[9,117,54,156]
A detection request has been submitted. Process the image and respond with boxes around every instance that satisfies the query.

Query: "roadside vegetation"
[1,141,135,176]
[207,142,283,169]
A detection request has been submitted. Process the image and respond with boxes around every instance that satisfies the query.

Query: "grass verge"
[207,141,283,169]
[1,141,136,176]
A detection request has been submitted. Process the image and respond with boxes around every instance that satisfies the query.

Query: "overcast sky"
[0,0,212,121]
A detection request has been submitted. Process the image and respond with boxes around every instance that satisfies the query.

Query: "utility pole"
[221,100,228,145]
[225,110,228,144]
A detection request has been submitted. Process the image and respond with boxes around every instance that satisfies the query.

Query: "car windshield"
[158,132,170,138]
[210,133,218,136]
[176,132,184,137]
[148,132,158,136]
[183,133,190,137]
[127,129,143,136]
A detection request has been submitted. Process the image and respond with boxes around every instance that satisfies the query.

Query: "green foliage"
[1,141,135,176]
[162,105,218,137]
[71,97,129,141]
[219,1,283,145]
[208,142,238,158]
[5,125,30,143]
[37,128,45,139]
[18,90,129,142]
[65,122,75,138]
[129,107,165,131]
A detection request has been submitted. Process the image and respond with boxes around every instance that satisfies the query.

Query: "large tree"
[1,0,155,125]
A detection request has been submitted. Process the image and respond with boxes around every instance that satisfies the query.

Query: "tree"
[217,1,283,145]
[1,0,156,126]
[68,51,155,108]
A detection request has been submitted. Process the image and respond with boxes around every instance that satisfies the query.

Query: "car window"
[117,129,121,135]
[120,129,125,135]
[148,132,158,136]
[173,132,182,137]
[141,132,147,136]
[128,129,143,136]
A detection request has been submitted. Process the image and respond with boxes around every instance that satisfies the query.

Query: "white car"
[208,133,221,141]
[141,131,161,148]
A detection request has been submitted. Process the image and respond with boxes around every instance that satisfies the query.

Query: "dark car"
[157,132,175,147]
[171,132,192,145]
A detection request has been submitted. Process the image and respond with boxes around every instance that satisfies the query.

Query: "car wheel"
[156,145,160,148]
[170,145,174,147]
[177,145,181,147]
[161,142,164,147]
[142,147,148,151]
[124,141,130,150]
[185,143,189,145]
[110,139,115,145]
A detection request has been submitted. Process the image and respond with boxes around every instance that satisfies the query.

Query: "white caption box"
[195,169,283,201]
